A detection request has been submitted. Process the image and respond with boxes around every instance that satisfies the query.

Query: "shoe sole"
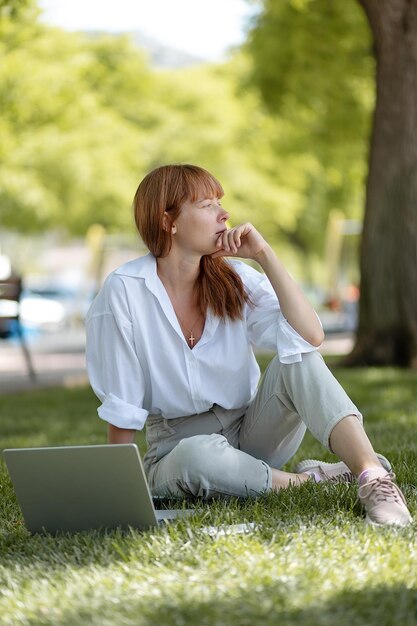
[295,453,392,475]
[365,513,413,527]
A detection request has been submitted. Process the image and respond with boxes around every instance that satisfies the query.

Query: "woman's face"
[170,195,230,256]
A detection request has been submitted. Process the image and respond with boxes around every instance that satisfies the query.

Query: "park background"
[1,0,371,390]
[0,1,416,625]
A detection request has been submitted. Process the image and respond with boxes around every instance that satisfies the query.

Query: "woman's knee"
[171,433,229,479]
[299,350,325,367]
[281,351,333,389]
[158,434,236,497]
[153,433,270,499]
[259,350,324,398]
[263,350,324,381]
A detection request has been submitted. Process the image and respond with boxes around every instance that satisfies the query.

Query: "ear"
[162,211,172,233]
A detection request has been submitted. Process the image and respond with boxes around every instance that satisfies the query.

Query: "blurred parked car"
[18,284,93,333]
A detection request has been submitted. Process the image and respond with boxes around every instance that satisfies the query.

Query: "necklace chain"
[176,310,202,347]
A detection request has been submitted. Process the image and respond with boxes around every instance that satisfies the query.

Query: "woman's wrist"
[253,243,276,267]
[108,424,136,444]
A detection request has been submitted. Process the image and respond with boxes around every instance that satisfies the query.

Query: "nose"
[218,207,230,222]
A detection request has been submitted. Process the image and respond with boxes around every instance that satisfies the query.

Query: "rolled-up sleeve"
[246,274,319,364]
[85,277,148,430]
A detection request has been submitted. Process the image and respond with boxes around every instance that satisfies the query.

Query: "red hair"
[133,164,250,320]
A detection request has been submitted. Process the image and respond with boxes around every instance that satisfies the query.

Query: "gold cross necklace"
[176,310,202,347]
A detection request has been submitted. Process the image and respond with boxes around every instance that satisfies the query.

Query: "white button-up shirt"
[85,253,318,430]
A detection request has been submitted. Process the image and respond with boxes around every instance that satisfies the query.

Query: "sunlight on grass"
[0,361,416,625]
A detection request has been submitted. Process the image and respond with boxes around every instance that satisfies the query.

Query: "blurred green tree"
[1,6,321,277]
[246,0,373,256]
[247,0,417,366]
[1,0,374,287]
[0,0,34,19]
[0,18,146,233]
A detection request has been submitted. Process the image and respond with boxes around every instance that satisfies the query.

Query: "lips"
[216,229,227,235]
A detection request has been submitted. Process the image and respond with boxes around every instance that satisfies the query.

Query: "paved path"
[0,329,87,394]
[0,329,354,395]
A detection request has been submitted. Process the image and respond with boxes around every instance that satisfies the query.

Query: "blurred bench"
[0,275,37,382]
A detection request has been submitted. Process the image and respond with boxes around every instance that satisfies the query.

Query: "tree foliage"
[0,0,35,19]
[0,19,148,233]
[0,0,375,283]
[246,0,375,256]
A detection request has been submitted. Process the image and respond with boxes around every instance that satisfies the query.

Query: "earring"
[172,225,177,234]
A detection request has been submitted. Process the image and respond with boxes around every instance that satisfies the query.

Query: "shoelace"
[325,470,355,484]
[358,471,405,504]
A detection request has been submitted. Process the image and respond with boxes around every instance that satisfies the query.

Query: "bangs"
[180,165,224,203]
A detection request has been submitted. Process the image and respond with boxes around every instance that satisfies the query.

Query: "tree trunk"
[345,0,417,367]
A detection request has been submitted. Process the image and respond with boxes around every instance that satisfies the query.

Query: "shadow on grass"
[135,583,417,626]
[31,581,417,626]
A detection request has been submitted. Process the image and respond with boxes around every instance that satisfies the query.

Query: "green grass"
[0,358,416,626]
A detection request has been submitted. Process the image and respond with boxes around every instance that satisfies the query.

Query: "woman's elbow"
[309,328,325,347]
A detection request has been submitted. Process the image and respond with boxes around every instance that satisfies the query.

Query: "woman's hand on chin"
[211,222,268,261]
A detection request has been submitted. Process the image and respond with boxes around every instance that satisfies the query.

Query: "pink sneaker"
[295,453,391,483]
[358,471,413,527]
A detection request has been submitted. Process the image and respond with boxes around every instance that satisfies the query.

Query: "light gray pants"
[144,351,362,499]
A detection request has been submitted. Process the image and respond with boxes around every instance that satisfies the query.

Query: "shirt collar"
[114,252,159,295]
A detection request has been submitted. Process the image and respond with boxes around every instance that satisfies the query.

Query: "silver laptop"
[3,444,194,533]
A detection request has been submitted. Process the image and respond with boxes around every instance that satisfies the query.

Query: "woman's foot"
[358,470,412,527]
[295,457,412,526]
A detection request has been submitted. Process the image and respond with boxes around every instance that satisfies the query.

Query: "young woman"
[86,164,412,527]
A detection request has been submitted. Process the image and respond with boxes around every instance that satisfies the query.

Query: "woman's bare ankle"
[271,468,310,490]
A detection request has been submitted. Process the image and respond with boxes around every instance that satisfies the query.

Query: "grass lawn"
[0,356,416,626]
